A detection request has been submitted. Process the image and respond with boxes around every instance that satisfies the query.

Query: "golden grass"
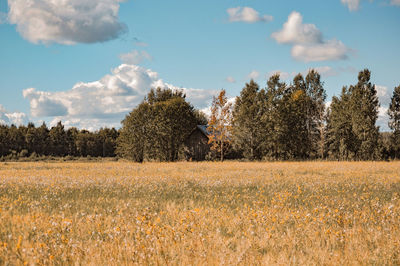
[0,161,399,265]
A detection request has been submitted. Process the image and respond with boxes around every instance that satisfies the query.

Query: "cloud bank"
[7,0,126,44]
[23,64,218,130]
[0,105,28,126]
[227,7,273,23]
[272,11,351,62]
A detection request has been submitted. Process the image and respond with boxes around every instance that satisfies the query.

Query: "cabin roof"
[196,125,211,136]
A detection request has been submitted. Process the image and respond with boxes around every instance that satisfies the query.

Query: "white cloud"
[227,7,273,23]
[271,11,322,44]
[272,11,351,62]
[376,85,392,107]
[23,64,217,130]
[341,0,361,11]
[0,104,29,126]
[292,40,349,62]
[225,76,236,83]
[7,0,126,45]
[340,0,400,11]
[247,70,260,80]
[377,106,389,131]
[119,50,152,65]
[375,85,393,131]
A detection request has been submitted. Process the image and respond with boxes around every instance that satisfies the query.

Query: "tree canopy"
[117,87,198,162]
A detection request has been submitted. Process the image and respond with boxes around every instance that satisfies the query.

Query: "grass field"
[0,161,399,265]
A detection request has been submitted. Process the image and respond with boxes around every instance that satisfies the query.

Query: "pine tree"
[388,85,400,158]
[49,121,68,156]
[208,89,232,161]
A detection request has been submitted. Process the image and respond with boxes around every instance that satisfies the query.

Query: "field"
[0,161,399,265]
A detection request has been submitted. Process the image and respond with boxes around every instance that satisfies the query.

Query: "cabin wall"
[184,130,210,161]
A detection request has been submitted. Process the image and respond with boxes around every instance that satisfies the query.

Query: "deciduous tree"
[208,89,233,161]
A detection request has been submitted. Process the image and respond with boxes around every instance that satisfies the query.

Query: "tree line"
[1,68,400,161]
[231,69,400,161]
[0,121,118,160]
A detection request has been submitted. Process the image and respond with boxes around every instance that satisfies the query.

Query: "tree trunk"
[220,141,224,161]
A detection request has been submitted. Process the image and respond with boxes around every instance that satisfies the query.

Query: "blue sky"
[0,0,399,130]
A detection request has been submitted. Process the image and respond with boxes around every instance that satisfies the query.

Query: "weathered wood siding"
[184,129,210,161]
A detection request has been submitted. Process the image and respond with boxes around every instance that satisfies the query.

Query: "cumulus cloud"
[227,7,273,23]
[23,64,217,130]
[119,50,152,65]
[23,88,68,117]
[292,40,349,62]
[225,76,236,83]
[0,104,29,126]
[272,11,351,62]
[7,0,126,45]
[271,12,322,44]
[247,70,260,80]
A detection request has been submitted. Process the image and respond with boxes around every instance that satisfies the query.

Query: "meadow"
[0,161,399,265]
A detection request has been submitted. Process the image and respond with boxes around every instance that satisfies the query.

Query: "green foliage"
[326,69,380,160]
[232,80,265,160]
[116,87,197,162]
[194,110,208,125]
[0,121,118,159]
[263,74,288,159]
[0,69,397,162]
[305,70,327,158]
[326,87,357,160]
[232,71,326,161]
[49,121,69,156]
[388,85,400,158]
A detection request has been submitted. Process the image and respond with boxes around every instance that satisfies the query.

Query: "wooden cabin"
[184,125,211,161]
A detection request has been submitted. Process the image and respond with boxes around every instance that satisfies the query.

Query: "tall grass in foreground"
[0,161,399,265]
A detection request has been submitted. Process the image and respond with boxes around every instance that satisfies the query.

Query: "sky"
[0,0,399,131]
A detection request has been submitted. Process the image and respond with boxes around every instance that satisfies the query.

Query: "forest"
[1,68,399,161]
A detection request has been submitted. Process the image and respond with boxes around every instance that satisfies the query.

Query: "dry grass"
[0,161,399,265]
